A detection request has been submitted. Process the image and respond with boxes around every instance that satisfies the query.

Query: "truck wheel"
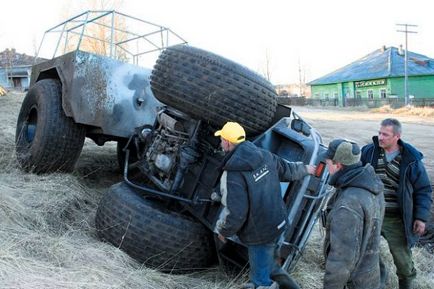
[15,79,86,173]
[95,182,215,271]
[150,45,278,135]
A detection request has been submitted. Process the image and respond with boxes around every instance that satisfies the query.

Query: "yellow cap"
[214,122,246,144]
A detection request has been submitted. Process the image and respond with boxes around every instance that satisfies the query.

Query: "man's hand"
[218,234,227,243]
[306,165,316,175]
[413,220,426,236]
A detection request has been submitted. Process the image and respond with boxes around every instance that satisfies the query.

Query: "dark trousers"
[381,214,416,283]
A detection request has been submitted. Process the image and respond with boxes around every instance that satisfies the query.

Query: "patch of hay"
[0,93,250,289]
[1,92,433,289]
[371,105,434,117]
[371,105,394,113]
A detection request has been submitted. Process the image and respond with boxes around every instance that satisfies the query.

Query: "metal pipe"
[63,31,69,55]
[34,33,46,62]
[53,23,67,58]
[76,12,90,51]
[110,11,115,58]
[44,10,89,33]
[116,29,165,46]
[115,10,169,29]
[68,30,110,44]
[66,11,113,34]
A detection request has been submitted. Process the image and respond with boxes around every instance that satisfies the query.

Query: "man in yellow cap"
[214,121,315,289]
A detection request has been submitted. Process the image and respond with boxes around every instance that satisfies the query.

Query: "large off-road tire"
[95,182,215,271]
[150,44,278,135]
[15,79,86,173]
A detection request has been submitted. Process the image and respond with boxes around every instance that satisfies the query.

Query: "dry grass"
[0,93,433,288]
[0,93,239,289]
[371,105,434,117]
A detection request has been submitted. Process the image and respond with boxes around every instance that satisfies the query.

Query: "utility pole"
[298,58,302,97]
[396,23,417,105]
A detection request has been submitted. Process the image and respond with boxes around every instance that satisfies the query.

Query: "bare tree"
[261,48,272,81]
[32,37,38,58]
[60,0,128,60]
[4,48,14,87]
[80,12,128,60]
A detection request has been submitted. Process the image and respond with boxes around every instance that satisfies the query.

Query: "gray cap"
[320,139,361,166]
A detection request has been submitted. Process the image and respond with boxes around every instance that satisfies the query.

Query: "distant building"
[309,46,434,106]
[275,83,311,97]
[0,48,43,90]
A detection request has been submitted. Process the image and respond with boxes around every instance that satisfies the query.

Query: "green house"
[309,46,434,106]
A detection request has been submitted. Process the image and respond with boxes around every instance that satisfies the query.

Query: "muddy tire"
[15,79,86,173]
[95,182,215,271]
[150,45,278,135]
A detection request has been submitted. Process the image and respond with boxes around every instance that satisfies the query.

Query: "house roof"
[309,46,434,85]
[0,48,44,68]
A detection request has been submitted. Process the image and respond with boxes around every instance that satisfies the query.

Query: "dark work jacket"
[324,163,385,289]
[214,141,309,245]
[361,136,433,247]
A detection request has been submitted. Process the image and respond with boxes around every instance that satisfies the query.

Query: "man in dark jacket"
[213,122,315,289]
[361,118,432,289]
[322,139,385,289]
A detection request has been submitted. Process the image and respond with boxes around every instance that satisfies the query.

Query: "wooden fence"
[277,97,434,108]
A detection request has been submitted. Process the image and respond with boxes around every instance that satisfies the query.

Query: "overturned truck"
[15,11,331,274]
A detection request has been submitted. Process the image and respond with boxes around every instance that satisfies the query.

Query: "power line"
[396,23,418,106]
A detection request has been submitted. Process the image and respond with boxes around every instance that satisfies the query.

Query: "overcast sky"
[1,0,433,84]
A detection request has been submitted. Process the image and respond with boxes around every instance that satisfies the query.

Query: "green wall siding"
[311,84,339,99]
[389,76,434,98]
[311,75,434,106]
[354,83,389,99]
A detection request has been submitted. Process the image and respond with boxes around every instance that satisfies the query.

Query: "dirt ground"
[1,93,434,289]
[294,105,434,246]
[293,106,434,180]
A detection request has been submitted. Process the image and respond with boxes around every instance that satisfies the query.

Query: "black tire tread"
[95,182,214,271]
[15,79,86,173]
[150,45,277,134]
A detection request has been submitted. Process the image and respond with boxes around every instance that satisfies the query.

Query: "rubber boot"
[398,279,414,289]
[271,271,300,289]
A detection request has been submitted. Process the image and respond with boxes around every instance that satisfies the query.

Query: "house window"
[315,93,320,98]
[333,92,338,98]
[380,89,386,98]
[356,91,361,99]
[324,93,329,100]
[368,90,374,99]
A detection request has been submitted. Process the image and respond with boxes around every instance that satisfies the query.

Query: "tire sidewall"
[15,80,55,167]
[95,182,215,271]
[15,78,85,173]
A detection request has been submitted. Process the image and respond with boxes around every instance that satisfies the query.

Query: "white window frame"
[356,91,361,98]
[380,88,387,99]
[368,89,374,99]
